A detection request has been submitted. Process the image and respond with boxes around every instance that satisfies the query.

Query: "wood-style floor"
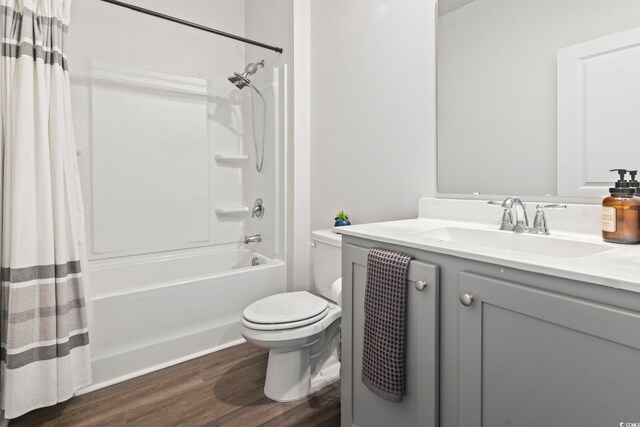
[10,343,341,427]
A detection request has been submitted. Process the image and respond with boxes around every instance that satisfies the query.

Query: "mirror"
[437,0,640,198]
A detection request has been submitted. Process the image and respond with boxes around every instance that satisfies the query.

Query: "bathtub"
[81,245,285,392]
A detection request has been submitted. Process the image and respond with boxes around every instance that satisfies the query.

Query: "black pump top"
[629,170,639,189]
[610,168,635,195]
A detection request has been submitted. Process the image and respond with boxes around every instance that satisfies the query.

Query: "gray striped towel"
[361,248,412,402]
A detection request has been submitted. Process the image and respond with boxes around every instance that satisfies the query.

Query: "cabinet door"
[459,272,640,427]
[342,243,439,427]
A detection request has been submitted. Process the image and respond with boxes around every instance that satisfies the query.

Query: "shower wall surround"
[70,59,285,258]
[69,0,248,260]
[73,61,213,256]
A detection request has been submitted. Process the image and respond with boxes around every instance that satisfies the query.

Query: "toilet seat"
[242,291,329,327]
[242,306,329,331]
[241,302,342,345]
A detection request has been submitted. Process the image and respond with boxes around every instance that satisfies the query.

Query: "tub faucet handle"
[252,199,265,218]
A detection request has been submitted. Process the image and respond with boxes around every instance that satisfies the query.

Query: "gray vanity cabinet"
[342,234,640,427]
[458,272,640,427]
[341,242,440,427]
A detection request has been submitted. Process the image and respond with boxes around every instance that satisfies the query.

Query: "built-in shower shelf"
[214,154,249,166]
[215,206,250,217]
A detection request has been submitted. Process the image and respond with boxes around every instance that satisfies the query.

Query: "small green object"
[336,210,349,221]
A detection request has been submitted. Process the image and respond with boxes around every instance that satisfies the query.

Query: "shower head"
[228,60,265,89]
[229,72,252,89]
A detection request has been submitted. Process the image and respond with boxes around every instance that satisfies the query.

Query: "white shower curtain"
[0,0,91,419]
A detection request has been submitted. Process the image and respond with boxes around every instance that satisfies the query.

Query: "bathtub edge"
[76,337,246,396]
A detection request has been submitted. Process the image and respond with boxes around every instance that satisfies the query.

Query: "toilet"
[240,229,342,402]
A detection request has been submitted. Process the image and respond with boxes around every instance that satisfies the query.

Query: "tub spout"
[244,234,262,244]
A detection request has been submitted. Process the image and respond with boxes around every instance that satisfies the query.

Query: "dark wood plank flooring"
[10,343,341,427]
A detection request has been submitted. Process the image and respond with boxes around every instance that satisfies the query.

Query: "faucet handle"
[488,201,515,230]
[252,198,265,218]
[536,203,567,210]
[499,208,515,231]
[530,204,567,235]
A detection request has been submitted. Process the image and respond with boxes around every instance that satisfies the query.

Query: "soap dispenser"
[602,169,640,244]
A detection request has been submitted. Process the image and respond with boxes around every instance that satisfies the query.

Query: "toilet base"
[262,318,341,402]
[240,301,342,402]
[264,347,341,402]
[309,359,340,394]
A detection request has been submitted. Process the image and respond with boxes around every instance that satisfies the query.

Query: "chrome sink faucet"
[489,198,567,234]
[488,197,529,233]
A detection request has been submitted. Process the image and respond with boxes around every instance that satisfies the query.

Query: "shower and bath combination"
[229,60,266,173]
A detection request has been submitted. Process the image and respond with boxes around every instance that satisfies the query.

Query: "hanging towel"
[361,248,412,402]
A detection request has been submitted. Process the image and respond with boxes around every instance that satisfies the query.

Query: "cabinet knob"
[459,293,474,306]
[414,280,427,291]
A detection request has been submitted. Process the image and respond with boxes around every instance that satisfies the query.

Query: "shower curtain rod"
[97,0,284,54]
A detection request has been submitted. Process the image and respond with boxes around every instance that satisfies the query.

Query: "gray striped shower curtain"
[0,0,91,419]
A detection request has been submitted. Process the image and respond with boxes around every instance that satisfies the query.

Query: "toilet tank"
[311,229,342,301]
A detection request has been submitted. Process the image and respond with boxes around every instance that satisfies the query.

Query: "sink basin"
[417,227,613,259]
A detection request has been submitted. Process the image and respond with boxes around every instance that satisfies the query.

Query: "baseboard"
[77,337,246,395]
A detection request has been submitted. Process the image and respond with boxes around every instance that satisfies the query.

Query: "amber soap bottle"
[602,169,640,244]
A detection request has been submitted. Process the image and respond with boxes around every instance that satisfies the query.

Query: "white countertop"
[337,198,640,294]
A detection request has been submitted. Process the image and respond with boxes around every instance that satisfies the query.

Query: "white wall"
[439,0,476,16]
[292,0,311,290]
[309,0,437,232]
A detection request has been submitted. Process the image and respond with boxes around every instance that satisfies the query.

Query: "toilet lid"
[242,291,329,324]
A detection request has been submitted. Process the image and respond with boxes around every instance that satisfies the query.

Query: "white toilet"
[240,229,342,402]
